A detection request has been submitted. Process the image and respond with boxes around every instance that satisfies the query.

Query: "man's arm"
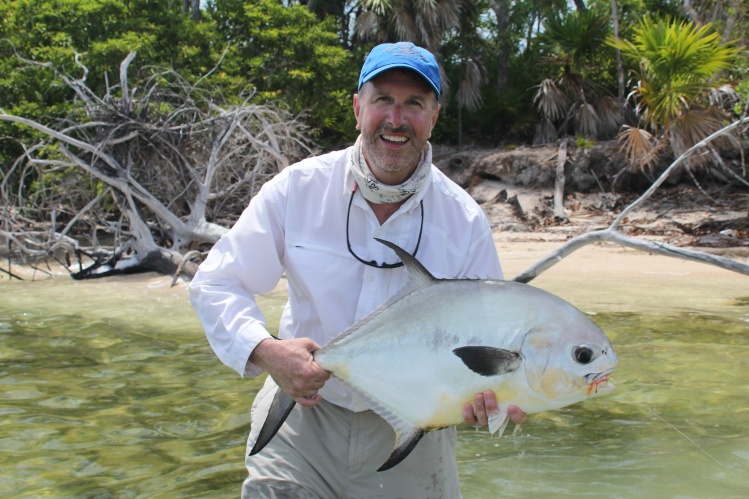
[189,180,287,377]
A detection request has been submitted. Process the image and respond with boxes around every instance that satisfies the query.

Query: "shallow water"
[1,266,748,498]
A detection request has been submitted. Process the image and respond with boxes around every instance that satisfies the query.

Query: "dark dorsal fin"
[249,385,296,456]
[453,346,522,377]
[375,238,434,288]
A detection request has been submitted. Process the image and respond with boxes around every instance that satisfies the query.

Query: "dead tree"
[514,118,749,283]
[0,52,315,280]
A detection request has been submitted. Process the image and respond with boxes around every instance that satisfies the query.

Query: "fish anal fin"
[378,426,426,472]
[453,346,522,377]
[249,386,296,456]
[488,409,510,437]
[324,372,429,472]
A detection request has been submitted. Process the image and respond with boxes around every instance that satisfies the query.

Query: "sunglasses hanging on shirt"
[345,190,423,269]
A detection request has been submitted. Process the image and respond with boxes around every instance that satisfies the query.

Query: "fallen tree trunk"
[70,247,199,280]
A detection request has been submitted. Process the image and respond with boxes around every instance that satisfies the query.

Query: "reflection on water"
[1,273,748,498]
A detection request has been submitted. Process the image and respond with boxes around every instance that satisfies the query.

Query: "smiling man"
[189,42,525,498]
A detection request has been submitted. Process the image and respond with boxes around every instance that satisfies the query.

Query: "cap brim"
[359,64,440,97]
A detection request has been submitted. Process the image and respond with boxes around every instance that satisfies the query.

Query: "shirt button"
[366,274,375,282]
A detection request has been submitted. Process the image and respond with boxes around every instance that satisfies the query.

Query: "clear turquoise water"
[1,274,748,498]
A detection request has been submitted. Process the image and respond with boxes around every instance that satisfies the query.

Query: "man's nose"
[387,104,406,127]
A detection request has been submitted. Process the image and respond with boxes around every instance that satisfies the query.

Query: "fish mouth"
[585,369,615,395]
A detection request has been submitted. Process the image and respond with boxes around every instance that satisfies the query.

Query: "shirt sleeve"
[466,229,504,281]
[188,177,287,378]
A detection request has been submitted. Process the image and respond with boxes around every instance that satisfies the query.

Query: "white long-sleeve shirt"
[188,146,503,410]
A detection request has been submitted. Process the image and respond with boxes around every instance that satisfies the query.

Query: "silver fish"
[250,238,617,471]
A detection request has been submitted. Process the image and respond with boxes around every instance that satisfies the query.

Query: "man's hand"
[463,390,526,428]
[250,338,331,408]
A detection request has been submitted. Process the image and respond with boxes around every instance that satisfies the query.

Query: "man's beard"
[362,124,426,177]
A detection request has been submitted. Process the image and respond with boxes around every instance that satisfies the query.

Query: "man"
[189,42,525,498]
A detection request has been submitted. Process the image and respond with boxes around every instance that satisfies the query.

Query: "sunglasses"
[345,191,423,269]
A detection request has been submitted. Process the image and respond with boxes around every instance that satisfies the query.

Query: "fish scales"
[249,238,617,471]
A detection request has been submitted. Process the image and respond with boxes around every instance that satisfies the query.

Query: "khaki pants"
[242,377,462,499]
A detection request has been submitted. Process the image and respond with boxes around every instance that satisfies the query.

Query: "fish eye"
[573,346,595,364]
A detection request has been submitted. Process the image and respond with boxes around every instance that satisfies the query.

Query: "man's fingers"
[465,391,527,429]
[473,392,488,426]
[508,405,527,425]
[295,392,322,408]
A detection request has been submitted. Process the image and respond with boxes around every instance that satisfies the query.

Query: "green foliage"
[530,8,620,142]
[609,16,736,128]
[0,0,219,175]
[607,15,738,169]
[537,9,611,74]
[209,0,354,145]
[0,0,743,158]
[575,134,597,148]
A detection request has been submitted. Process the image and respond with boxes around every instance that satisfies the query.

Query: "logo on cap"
[383,42,428,62]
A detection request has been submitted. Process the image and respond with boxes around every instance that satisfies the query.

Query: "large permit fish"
[250,238,617,471]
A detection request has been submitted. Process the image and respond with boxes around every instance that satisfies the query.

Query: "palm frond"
[669,108,735,168]
[457,59,484,111]
[595,96,622,139]
[574,102,599,138]
[534,79,569,122]
[617,125,659,172]
[360,0,393,16]
[533,118,559,145]
[538,10,610,72]
[354,11,381,41]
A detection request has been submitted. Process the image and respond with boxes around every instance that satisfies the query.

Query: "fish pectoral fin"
[452,346,522,377]
[378,424,425,472]
[249,386,296,456]
[488,410,510,437]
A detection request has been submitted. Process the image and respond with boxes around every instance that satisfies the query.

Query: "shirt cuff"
[233,323,272,378]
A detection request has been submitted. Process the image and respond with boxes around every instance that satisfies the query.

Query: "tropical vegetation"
[0,0,746,277]
[0,1,745,150]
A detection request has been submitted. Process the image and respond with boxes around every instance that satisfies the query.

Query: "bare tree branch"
[514,118,749,283]
[0,53,316,279]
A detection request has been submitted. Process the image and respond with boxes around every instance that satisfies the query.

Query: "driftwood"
[514,119,749,283]
[1,54,746,285]
[0,52,314,281]
[553,137,569,220]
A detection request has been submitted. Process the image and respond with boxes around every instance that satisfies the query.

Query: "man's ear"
[353,93,361,130]
[429,102,441,137]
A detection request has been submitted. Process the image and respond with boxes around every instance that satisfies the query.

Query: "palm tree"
[532,9,620,144]
[354,0,462,98]
[608,16,738,171]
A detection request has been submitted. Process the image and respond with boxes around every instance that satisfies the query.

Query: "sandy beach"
[5,234,747,319]
[492,235,748,315]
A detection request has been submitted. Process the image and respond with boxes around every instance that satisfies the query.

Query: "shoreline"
[5,236,749,314]
[2,234,748,280]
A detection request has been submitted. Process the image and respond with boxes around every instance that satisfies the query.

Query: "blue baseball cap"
[358,42,441,98]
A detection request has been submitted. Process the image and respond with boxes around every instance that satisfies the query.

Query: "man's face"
[354,69,440,184]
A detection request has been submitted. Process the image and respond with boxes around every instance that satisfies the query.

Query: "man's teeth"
[382,135,407,143]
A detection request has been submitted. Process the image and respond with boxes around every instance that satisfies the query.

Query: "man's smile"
[381,134,409,143]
